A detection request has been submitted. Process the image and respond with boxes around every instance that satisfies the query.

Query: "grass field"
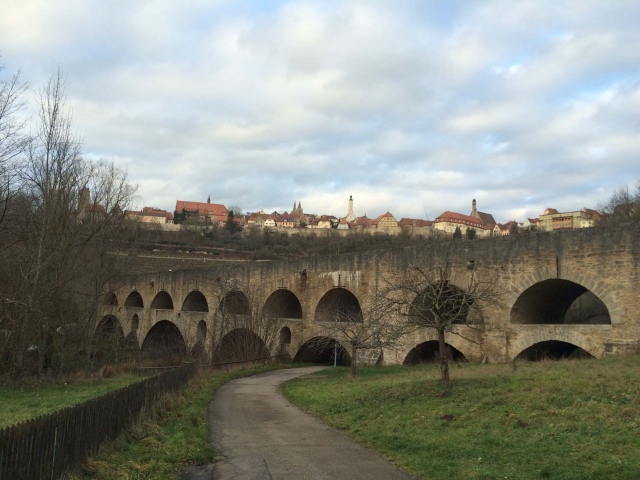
[79,364,304,480]
[282,355,640,480]
[0,375,141,428]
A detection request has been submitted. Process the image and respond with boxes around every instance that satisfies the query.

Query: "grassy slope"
[81,364,302,480]
[0,375,140,428]
[282,356,640,480]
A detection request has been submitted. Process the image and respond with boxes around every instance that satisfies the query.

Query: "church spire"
[207,195,211,204]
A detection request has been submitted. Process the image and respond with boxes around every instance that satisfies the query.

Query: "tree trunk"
[438,329,450,383]
[350,345,357,379]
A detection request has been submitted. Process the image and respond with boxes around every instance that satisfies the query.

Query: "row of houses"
[123,195,602,237]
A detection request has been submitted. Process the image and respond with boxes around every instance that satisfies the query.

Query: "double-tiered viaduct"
[98,226,640,365]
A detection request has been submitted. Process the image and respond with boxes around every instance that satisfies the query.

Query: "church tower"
[471,198,477,217]
[345,195,356,222]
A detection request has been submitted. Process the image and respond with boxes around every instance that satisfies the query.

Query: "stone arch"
[315,288,363,322]
[220,291,251,316]
[94,315,124,341]
[511,279,611,325]
[509,329,603,360]
[103,292,118,306]
[263,289,303,319]
[293,337,351,365]
[151,291,174,310]
[409,281,475,325]
[93,315,128,363]
[125,291,144,308]
[404,340,467,364]
[506,267,622,324]
[182,291,209,312]
[197,320,207,343]
[515,340,594,361]
[141,320,186,364]
[214,328,269,363]
[279,326,292,345]
[126,314,140,349]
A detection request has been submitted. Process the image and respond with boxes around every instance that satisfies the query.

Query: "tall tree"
[384,239,502,383]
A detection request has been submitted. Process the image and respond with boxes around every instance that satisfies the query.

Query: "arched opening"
[279,327,292,345]
[197,320,207,343]
[278,326,292,361]
[315,288,363,322]
[293,337,351,365]
[220,291,251,316]
[141,320,186,365]
[403,341,467,365]
[125,291,144,308]
[191,320,208,361]
[511,279,611,324]
[214,328,269,363]
[93,315,127,365]
[410,282,473,325]
[182,291,209,312]
[263,290,303,319]
[515,341,594,361]
[151,291,174,310]
[94,315,124,342]
[126,314,139,350]
[103,292,118,306]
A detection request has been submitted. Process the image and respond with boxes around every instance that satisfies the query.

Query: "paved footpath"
[182,366,414,480]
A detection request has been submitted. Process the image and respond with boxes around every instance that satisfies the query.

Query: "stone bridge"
[97,226,640,365]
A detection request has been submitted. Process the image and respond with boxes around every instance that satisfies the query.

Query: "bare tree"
[597,181,640,226]
[384,239,502,383]
[0,69,137,378]
[0,61,28,236]
[309,293,416,379]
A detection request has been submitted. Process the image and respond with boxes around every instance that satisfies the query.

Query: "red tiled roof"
[175,200,228,216]
[398,218,433,227]
[543,208,559,215]
[476,211,496,228]
[435,211,485,229]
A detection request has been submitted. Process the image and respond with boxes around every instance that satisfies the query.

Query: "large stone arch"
[506,267,622,324]
[315,288,363,322]
[141,320,186,364]
[404,340,467,364]
[263,289,303,319]
[398,328,479,363]
[293,336,351,365]
[151,291,174,310]
[511,279,611,325]
[509,328,604,360]
[182,290,209,312]
[214,328,269,363]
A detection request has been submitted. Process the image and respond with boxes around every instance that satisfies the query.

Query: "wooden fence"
[0,362,197,480]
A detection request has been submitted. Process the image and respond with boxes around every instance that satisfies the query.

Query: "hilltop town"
[124,194,603,238]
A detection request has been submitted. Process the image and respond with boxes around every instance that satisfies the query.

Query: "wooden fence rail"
[0,362,197,480]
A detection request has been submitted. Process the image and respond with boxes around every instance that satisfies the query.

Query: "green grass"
[0,375,141,428]
[282,356,640,480]
[80,364,305,480]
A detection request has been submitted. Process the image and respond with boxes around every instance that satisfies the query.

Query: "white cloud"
[1,0,639,223]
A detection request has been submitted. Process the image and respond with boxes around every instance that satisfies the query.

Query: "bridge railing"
[0,362,197,480]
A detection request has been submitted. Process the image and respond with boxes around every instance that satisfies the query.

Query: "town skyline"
[2,1,639,222]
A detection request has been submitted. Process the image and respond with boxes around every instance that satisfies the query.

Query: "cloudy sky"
[1,1,639,222]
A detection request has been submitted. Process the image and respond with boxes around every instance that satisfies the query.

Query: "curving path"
[198,366,413,480]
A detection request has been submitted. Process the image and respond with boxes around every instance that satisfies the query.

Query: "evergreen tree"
[453,226,462,239]
[465,227,476,240]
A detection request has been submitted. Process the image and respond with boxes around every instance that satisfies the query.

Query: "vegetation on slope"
[79,364,304,480]
[282,355,640,480]
[0,375,140,428]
